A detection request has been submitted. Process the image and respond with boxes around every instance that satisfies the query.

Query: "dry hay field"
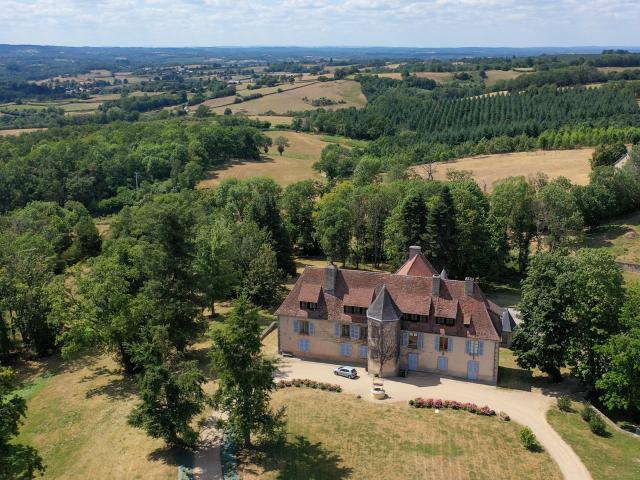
[376,71,454,82]
[197,131,328,188]
[212,80,366,115]
[248,115,293,126]
[239,388,561,480]
[484,69,526,86]
[13,354,179,480]
[0,127,47,136]
[413,148,593,191]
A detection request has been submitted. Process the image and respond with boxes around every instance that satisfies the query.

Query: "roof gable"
[396,252,437,277]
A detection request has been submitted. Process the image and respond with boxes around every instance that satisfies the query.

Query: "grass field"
[484,69,526,86]
[497,348,566,391]
[547,404,640,480]
[0,127,47,136]
[248,115,294,127]
[413,148,593,191]
[238,388,562,480]
[582,210,640,264]
[13,355,179,480]
[375,71,454,82]
[212,80,366,115]
[197,131,336,188]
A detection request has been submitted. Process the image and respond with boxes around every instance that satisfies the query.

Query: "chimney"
[432,274,441,296]
[409,245,421,259]
[464,277,475,296]
[324,263,337,293]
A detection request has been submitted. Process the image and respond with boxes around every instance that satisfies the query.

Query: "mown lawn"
[582,210,640,265]
[497,348,566,391]
[238,389,562,480]
[547,405,640,480]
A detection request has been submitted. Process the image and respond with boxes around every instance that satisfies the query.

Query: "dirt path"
[277,356,592,480]
[192,418,223,480]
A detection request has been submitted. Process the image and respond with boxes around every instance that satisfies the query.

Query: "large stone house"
[275,246,508,384]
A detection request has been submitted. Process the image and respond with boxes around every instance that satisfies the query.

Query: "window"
[408,332,419,349]
[300,301,318,311]
[466,340,484,356]
[436,317,455,326]
[344,305,367,315]
[295,320,313,335]
[340,343,352,357]
[360,326,368,341]
[439,337,449,352]
[402,313,428,322]
[359,345,368,359]
[341,324,350,338]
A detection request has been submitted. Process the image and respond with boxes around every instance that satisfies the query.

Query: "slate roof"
[366,285,402,322]
[276,265,503,341]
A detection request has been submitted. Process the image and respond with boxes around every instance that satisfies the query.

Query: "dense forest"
[0,120,269,213]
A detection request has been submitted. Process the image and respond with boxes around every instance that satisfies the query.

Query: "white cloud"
[0,0,639,47]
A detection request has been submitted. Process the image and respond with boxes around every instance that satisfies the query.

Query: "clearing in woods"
[0,127,47,136]
[413,148,593,191]
[211,80,366,115]
[197,131,333,188]
[373,69,526,85]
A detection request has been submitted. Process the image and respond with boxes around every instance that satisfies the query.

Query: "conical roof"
[367,285,402,322]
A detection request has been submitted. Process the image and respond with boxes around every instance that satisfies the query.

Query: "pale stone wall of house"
[278,315,367,366]
[398,332,498,384]
[366,318,400,378]
[278,316,498,383]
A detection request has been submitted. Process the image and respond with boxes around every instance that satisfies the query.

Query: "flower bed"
[409,398,496,416]
[276,378,343,392]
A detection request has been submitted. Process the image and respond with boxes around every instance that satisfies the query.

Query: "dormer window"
[300,301,318,311]
[344,305,367,315]
[436,316,455,327]
[401,313,428,322]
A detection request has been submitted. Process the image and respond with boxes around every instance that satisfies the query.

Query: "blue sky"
[1,0,639,47]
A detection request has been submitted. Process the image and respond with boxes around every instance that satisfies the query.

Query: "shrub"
[409,399,415,407]
[480,406,496,416]
[335,386,342,393]
[425,398,434,408]
[519,427,541,451]
[415,398,425,408]
[433,399,443,409]
[588,414,607,436]
[557,395,572,412]
[580,405,595,422]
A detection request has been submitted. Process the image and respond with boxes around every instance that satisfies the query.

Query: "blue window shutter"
[298,339,304,351]
[346,343,352,356]
[401,331,409,347]
[340,343,346,356]
[350,324,359,340]
[309,322,315,335]
[335,323,341,337]
[435,336,440,351]
[465,340,470,355]
[448,337,453,352]
[478,341,484,356]
[360,345,368,359]
[418,333,424,350]
[293,319,300,333]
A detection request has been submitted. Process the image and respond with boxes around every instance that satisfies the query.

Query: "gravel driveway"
[277,356,592,480]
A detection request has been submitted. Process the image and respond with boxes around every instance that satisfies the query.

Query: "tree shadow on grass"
[242,435,352,480]
[147,445,191,468]
[83,368,137,400]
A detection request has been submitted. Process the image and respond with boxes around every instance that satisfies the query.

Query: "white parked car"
[333,366,358,379]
